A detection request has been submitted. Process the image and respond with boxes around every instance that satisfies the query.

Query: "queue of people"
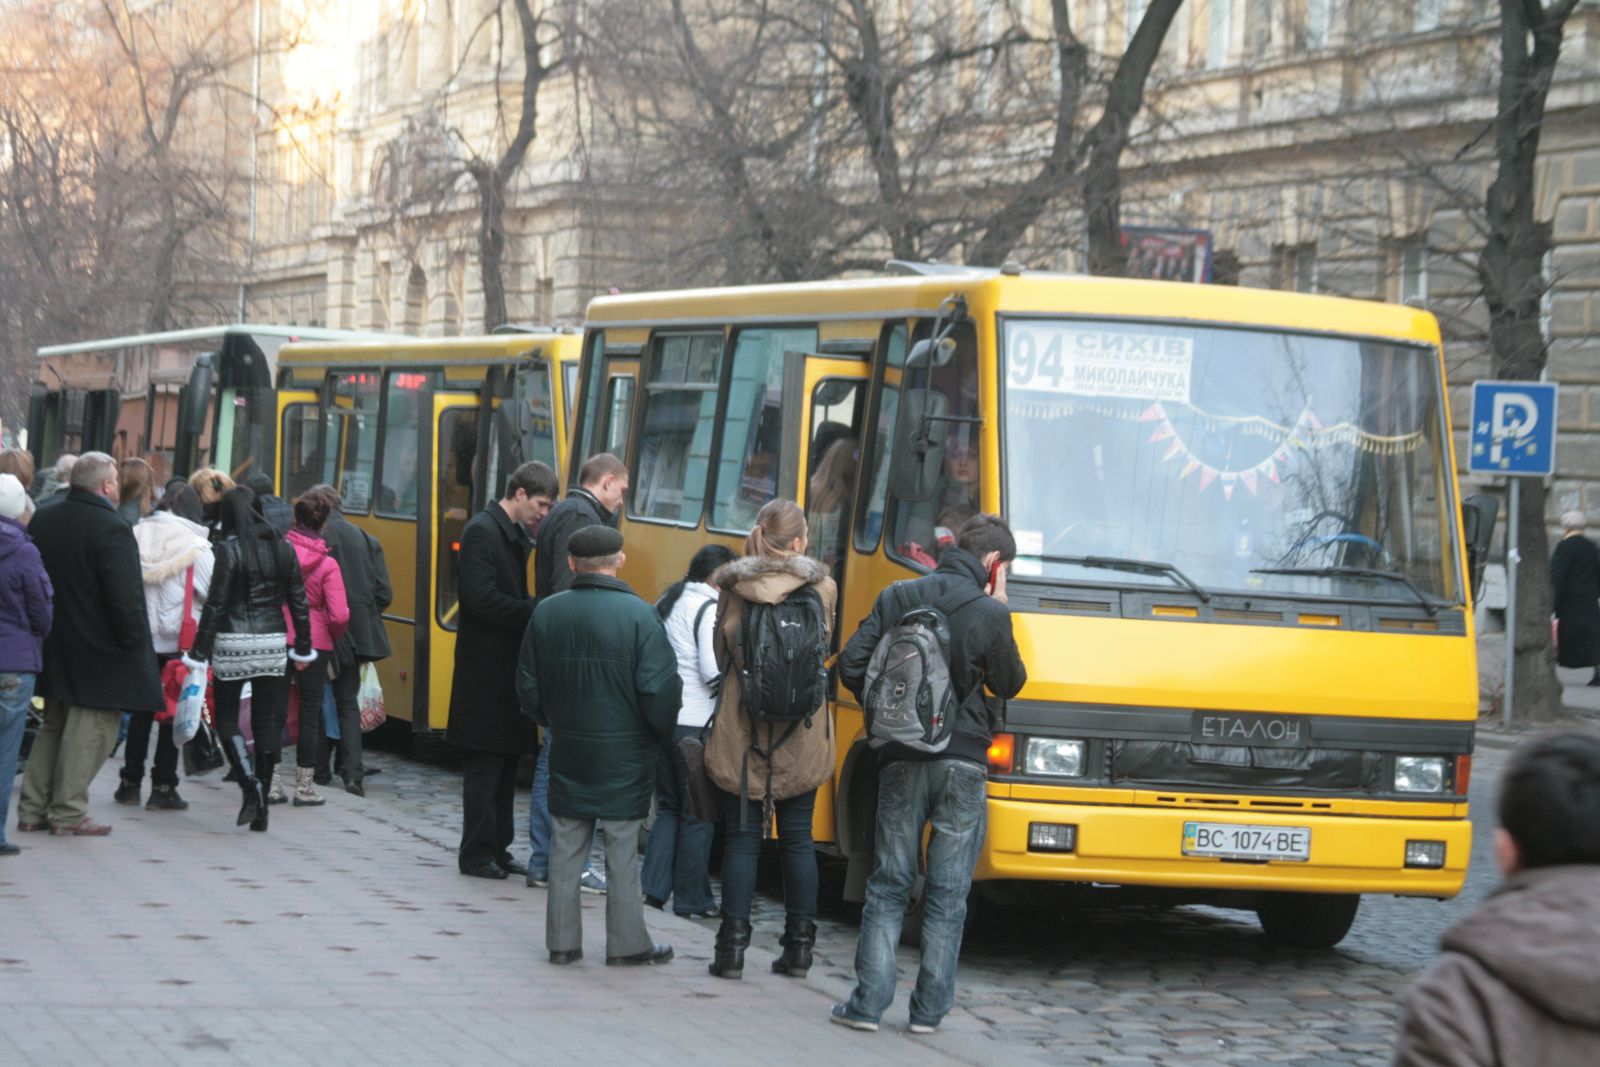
[0,447,393,845]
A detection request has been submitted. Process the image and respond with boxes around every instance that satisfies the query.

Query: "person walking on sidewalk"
[518,524,680,966]
[525,452,628,891]
[641,543,736,918]
[831,513,1026,1034]
[0,473,52,855]
[119,483,212,811]
[1392,731,1600,1065]
[187,486,315,832]
[312,486,391,794]
[16,453,164,837]
[447,461,557,880]
[1551,511,1600,687]
[704,499,837,981]
[279,490,350,808]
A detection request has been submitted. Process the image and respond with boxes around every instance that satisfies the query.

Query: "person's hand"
[294,658,309,672]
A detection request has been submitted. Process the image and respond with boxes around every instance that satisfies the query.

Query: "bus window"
[216,387,270,481]
[562,360,579,430]
[436,406,477,630]
[710,327,818,531]
[804,378,863,583]
[855,324,907,552]
[886,320,980,568]
[631,332,723,524]
[331,371,380,513]
[518,362,558,470]
[573,331,606,470]
[280,404,323,499]
[377,371,434,519]
[602,376,634,458]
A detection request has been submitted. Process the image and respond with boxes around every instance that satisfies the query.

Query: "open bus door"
[426,391,484,734]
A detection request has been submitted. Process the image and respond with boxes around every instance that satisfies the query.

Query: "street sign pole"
[1503,478,1519,729]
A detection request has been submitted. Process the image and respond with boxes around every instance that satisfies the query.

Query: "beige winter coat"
[704,552,837,804]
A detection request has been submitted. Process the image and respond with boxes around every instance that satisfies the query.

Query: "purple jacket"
[0,516,53,674]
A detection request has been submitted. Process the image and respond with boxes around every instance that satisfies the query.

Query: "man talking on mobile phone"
[830,513,1027,1036]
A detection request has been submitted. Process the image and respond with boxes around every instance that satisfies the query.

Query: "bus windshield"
[1000,316,1461,605]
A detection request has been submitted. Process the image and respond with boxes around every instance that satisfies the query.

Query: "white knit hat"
[0,473,26,520]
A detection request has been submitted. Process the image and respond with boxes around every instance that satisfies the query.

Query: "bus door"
[427,390,485,733]
[274,386,321,495]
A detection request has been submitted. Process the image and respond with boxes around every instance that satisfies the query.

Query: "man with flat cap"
[518,524,681,966]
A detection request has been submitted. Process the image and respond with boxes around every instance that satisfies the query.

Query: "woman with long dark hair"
[186,487,313,831]
[641,543,737,918]
[703,499,836,979]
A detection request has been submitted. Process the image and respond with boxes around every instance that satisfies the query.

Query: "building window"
[1400,244,1428,305]
[1304,0,1332,49]
[1207,0,1233,69]
[631,332,723,524]
[1274,242,1318,293]
[1414,0,1445,32]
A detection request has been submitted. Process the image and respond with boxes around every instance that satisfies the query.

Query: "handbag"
[678,732,720,823]
[182,720,227,776]
[157,566,203,724]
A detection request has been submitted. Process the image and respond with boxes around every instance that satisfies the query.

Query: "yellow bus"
[273,329,584,733]
[572,267,1495,947]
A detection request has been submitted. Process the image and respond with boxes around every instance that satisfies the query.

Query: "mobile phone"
[988,559,1004,591]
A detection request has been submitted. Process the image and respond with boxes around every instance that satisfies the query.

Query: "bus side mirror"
[887,388,947,502]
[1462,493,1499,602]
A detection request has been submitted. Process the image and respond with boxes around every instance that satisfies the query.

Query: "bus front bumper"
[975,796,1471,898]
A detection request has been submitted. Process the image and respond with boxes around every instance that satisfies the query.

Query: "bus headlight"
[1023,738,1085,778]
[1395,756,1446,794]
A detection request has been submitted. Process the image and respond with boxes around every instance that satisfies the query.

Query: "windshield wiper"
[1248,566,1439,616]
[1046,555,1211,603]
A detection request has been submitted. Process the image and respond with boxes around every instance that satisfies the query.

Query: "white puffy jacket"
[135,512,214,654]
[664,581,721,728]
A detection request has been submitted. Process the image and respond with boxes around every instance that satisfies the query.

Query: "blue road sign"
[1468,380,1558,477]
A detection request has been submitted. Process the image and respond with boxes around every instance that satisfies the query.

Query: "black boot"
[251,753,274,832]
[225,736,264,829]
[771,916,816,978]
[708,917,751,980]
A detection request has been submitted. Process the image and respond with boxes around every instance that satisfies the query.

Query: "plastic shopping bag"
[172,663,208,746]
[358,663,385,732]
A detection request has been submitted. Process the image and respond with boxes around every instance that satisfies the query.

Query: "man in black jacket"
[831,514,1026,1035]
[445,461,558,879]
[16,453,165,836]
[310,485,393,794]
[525,452,628,889]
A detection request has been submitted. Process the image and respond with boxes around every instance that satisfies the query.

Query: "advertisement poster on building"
[1121,226,1214,283]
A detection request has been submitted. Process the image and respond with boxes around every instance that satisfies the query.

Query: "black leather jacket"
[191,535,312,660]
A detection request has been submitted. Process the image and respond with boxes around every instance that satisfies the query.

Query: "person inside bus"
[897,429,981,568]
[117,458,156,526]
[804,437,857,575]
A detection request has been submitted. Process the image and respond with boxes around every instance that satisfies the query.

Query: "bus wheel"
[1255,892,1360,948]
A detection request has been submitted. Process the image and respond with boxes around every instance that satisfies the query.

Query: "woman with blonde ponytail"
[704,498,836,981]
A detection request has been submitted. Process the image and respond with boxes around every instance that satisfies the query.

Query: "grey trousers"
[547,815,653,959]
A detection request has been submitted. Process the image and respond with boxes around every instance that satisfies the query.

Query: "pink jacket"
[284,527,350,652]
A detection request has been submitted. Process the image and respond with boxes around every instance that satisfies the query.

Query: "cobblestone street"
[1,727,1519,1066]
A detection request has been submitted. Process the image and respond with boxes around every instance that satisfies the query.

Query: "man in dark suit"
[310,486,393,794]
[446,461,558,879]
[15,452,165,836]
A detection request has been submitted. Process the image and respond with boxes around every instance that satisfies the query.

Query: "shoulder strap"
[932,581,986,619]
[178,564,197,652]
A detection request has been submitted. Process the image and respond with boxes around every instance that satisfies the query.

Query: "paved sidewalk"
[0,763,1010,1066]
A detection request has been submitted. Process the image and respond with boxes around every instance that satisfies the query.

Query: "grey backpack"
[862,584,984,752]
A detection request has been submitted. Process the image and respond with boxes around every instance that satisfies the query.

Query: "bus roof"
[278,331,584,366]
[583,273,1441,345]
[35,323,404,358]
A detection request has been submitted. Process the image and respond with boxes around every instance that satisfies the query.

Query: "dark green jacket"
[517,573,681,820]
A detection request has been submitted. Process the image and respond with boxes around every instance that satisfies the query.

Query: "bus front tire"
[1255,892,1360,949]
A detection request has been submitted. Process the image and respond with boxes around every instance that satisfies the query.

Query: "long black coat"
[323,511,393,662]
[517,574,680,820]
[1551,534,1600,668]
[446,504,535,754]
[31,489,164,712]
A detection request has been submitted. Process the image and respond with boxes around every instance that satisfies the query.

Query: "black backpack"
[732,585,829,827]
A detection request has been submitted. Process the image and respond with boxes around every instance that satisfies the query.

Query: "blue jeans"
[0,673,37,847]
[640,726,715,914]
[527,739,598,878]
[718,787,817,922]
[845,758,988,1027]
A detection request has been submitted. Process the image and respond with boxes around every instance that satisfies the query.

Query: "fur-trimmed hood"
[135,512,212,585]
[713,551,829,606]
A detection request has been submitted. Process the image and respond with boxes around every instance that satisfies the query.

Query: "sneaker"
[580,868,608,895]
[113,780,141,805]
[146,784,189,811]
[526,870,549,888]
[829,1004,878,1033]
[908,1021,938,1035]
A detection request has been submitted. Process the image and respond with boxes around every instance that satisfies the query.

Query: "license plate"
[1182,821,1311,862]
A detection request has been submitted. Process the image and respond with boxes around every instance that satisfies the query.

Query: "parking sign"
[1468,380,1558,477]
